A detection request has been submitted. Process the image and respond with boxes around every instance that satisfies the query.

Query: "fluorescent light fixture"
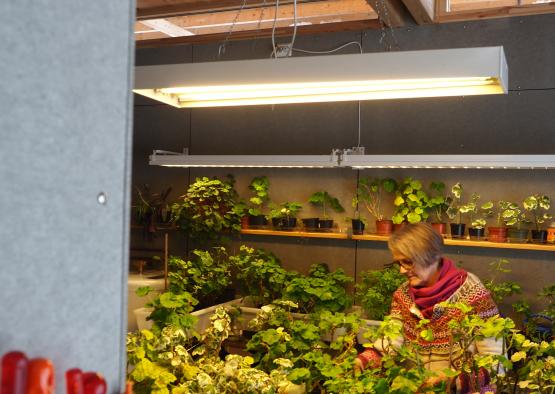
[134,46,508,108]
[341,155,555,169]
[149,150,339,168]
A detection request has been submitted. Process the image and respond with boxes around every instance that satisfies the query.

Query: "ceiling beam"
[137,0,319,20]
[141,19,196,36]
[136,19,380,47]
[436,2,555,22]
[400,0,434,23]
[365,0,411,26]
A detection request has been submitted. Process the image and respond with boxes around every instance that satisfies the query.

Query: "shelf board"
[240,228,349,240]
[240,229,555,252]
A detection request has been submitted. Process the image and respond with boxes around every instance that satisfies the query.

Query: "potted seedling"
[392,177,429,232]
[523,194,552,244]
[354,177,397,235]
[246,176,270,227]
[428,181,451,235]
[306,191,345,230]
[466,194,493,240]
[446,182,471,239]
[504,202,530,243]
[348,200,368,235]
[267,202,302,230]
[487,200,514,243]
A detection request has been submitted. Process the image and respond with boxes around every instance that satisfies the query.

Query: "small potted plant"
[487,200,514,243]
[355,177,397,234]
[246,176,270,227]
[504,202,530,243]
[306,191,345,230]
[348,202,367,235]
[267,202,302,230]
[446,182,469,239]
[392,177,428,231]
[428,181,451,235]
[466,195,493,240]
[523,194,552,244]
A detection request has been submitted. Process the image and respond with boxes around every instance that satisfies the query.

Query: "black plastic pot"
[272,217,297,230]
[302,218,320,230]
[531,229,548,244]
[468,227,485,240]
[352,219,365,235]
[318,219,334,229]
[507,228,529,243]
[248,214,268,227]
[450,223,466,239]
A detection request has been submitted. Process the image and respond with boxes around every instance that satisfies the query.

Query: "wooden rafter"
[136,19,380,47]
[436,0,555,21]
[365,0,410,26]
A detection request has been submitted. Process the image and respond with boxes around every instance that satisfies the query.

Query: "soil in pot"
[531,229,548,244]
[375,219,393,235]
[352,219,365,235]
[507,228,529,243]
[302,218,320,230]
[318,219,334,230]
[450,223,466,239]
[431,223,447,235]
[248,214,268,227]
[468,227,485,241]
[487,227,507,243]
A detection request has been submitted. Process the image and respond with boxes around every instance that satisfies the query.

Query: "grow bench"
[240,229,555,252]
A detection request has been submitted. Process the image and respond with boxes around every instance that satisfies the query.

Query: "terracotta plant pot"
[531,229,548,244]
[351,219,365,235]
[241,215,249,229]
[393,222,407,233]
[302,218,319,230]
[450,223,466,239]
[431,222,447,235]
[468,227,485,241]
[248,214,267,227]
[488,226,507,243]
[507,228,529,243]
[375,219,393,235]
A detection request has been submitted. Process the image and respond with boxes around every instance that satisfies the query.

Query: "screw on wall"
[97,192,107,205]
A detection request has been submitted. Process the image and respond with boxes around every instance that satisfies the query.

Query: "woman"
[356,223,503,392]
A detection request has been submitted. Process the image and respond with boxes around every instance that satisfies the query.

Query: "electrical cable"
[271,0,280,58]
[288,0,298,56]
[292,40,363,55]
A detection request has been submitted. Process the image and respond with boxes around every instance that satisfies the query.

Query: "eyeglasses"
[392,259,414,270]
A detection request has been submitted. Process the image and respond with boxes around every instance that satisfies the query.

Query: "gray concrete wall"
[0,1,134,392]
[134,14,555,317]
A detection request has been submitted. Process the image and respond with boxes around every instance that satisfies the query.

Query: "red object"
[408,258,468,319]
[82,373,106,394]
[357,349,382,370]
[26,358,54,394]
[1,351,29,394]
[375,219,393,235]
[66,369,84,394]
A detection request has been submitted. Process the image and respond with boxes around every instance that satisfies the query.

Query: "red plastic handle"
[82,373,106,394]
[66,369,84,394]
[26,358,54,394]
[1,351,29,394]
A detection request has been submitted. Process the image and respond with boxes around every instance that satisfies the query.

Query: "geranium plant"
[392,177,430,224]
[523,194,552,231]
[246,176,270,217]
[308,191,345,220]
[354,177,397,221]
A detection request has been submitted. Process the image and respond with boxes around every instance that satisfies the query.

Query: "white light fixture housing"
[149,150,340,168]
[134,46,508,108]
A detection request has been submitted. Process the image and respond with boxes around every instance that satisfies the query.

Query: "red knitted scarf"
[408,258,467,319]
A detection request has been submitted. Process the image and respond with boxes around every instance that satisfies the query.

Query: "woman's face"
[392,252,440,288]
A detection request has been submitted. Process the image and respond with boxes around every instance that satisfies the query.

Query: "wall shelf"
[240,229,555,252]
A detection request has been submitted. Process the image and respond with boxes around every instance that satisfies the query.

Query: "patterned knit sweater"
[376,272,503,371]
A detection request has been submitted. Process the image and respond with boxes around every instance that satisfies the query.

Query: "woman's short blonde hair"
[388,223,443,268]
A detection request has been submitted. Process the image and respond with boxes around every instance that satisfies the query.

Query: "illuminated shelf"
[240,229,555,252]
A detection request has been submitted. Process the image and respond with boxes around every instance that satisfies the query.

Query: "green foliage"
[171,176,243,241]
[267,201,303,219]
[282,263,353,314]
[147,291,199,331]
[459,193,493,229]
[247,176,271,217]
[428,181,451,223]
[502,201,529,229]
[355,266,406,320]
[308,191,345,219]
[483,258,522,305]
[354,177,397,221]
[523,194,552,231]
[392,178,430,224]
[229,245,292,306]
[168,247,231,304]
[133,185,172,234]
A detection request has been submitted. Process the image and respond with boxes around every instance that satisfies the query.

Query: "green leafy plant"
[446,182,474,224]
[523,194,552,231]
[428,181,451,224]
[246,176,270,217]
[267,201,303,220]
[503,202,529,229]
[147,291,199,332]
[463,193,493,229]
[229,245,293,307]
[355,266,406,320]
[482,259,522,305]
[171,176,243,241]
[488,200,518,227]
[308,191,345,219]
[282,263,353,314]
[392,177,430,224]
[354,178,397,221]
[133,185,172,234]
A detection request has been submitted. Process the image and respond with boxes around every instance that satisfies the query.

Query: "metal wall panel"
[0,1,134,392]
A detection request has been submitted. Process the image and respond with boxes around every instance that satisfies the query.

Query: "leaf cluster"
[353,178,397,221]
[247,176,271,217]
[355,266,406,320]
[308,191,345,219]
[267,201,303,219]
[392,178,430,224]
